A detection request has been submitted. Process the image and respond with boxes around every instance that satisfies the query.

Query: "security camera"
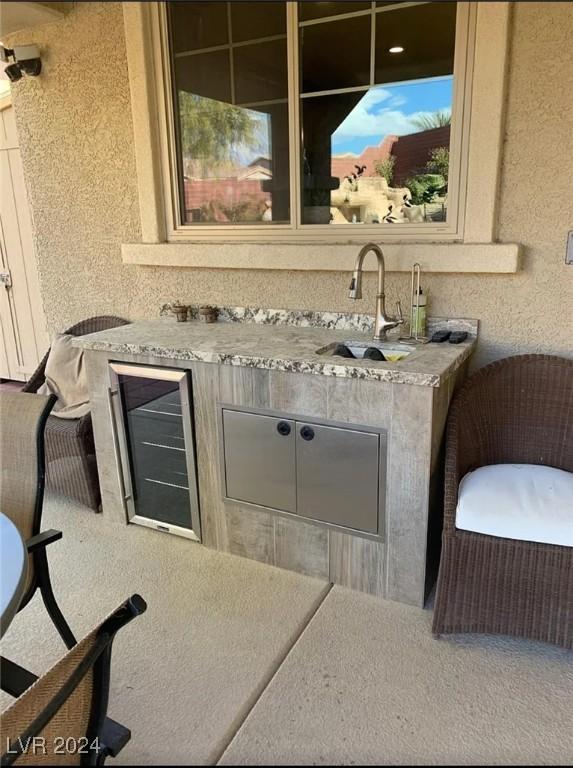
[4,63,22,83]
[14,45,42,75]
[0,44,42,81]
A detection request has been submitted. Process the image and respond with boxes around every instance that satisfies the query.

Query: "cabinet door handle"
[300,425,315,441]
[277,421,291,436]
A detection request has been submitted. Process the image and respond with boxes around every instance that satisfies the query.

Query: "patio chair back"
[23,316,130,396]
[22,315,130,512]
[0,392,56,594]
[449,354,573,483]
[0,595,146,766]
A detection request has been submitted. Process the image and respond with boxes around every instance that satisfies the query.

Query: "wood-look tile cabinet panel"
[274,516,329,580]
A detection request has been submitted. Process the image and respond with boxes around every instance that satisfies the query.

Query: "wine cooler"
[108,363,201,540]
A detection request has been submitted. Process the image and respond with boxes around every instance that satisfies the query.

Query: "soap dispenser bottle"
[412,287,427,337]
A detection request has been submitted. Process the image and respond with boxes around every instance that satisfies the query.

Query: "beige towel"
[38,333,90,419]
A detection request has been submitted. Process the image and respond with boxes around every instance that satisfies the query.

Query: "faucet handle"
[348,271,361,299]
[395,300,404,322]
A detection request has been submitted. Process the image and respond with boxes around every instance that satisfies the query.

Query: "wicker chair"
[23,316,130,511]
[0,392,76,648]
[432,354,573,649]
[0,594,146,766]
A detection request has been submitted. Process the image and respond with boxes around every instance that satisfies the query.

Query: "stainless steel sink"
[316,341,415,362]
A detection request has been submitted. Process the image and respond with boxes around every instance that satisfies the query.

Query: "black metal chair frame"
[16,394,77,649]
[1,595,146,767]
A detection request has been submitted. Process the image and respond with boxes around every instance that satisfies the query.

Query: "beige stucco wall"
[6,2,573,369]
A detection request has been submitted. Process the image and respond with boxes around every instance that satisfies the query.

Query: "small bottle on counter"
[411,287,427,337]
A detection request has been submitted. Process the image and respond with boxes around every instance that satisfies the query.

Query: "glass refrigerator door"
[109,364,201,540]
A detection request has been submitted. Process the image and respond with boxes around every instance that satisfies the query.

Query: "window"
[159,1,473,239]
[300,2,457,226]
[168,2,290,226]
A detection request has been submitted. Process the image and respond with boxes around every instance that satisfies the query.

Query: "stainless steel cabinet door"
[223,409,296,512]
[296,422,380,533]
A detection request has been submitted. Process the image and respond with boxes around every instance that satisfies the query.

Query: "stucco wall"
[6,2,573,369]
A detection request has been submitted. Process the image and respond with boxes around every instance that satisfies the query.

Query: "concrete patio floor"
[1,495,571,765]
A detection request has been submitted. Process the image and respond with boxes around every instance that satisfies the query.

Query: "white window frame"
[123,1,520,273]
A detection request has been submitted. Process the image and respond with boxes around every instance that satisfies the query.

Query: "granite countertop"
[74,310,477,387]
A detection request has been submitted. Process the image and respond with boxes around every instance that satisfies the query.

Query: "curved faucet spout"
[348,242,403,342]
[348,243,385,300]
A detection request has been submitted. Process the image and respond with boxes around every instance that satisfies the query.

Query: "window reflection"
[170,2,228,54]
[300,1,456,225]
[299,2,370,22]
[300,15,371,93]
[234,40,288,104]
[374,3,457,84]
[302,79,453,225]
[231,1,286,41]
[167,1,459,228]
[178,95,288,224]
[169,1,290,225]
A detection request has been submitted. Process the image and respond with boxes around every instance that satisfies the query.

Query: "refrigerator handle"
[108,386,132,515]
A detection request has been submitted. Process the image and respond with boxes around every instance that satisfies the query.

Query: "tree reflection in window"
[169,1,290,225]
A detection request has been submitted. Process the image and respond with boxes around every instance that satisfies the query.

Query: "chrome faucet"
[348,243,403,341]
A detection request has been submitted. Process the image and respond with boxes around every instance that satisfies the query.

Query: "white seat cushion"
[456,464,573,547]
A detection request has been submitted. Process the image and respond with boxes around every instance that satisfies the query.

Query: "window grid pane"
[299,1,456,226]
[168,1,290,226]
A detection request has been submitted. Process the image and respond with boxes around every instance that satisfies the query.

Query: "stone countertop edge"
[73,319,476,388]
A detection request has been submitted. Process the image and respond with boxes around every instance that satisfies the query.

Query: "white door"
[0,94,48,381]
